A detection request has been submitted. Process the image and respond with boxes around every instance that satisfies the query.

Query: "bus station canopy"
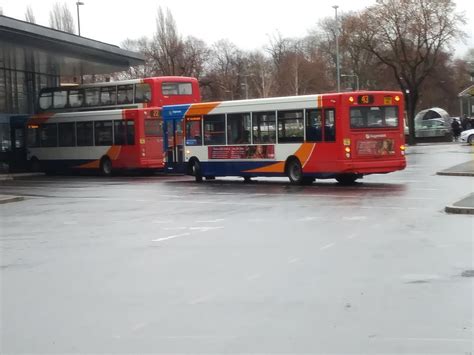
[0,15,144,77]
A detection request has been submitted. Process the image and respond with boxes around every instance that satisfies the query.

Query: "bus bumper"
[340,158,406,174]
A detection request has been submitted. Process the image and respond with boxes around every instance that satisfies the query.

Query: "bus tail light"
[344,146,351,158]
[400,144,405,155]
[141,148,146,157]
[395,95,400,102]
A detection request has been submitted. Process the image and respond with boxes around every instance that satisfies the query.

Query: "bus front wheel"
[190,160,203,182]
[99,157,112,176]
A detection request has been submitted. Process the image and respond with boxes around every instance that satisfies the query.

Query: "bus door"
[305,108,338,172]
[164,119,184,167]
[9,115,28,171]
[143,114,163,161]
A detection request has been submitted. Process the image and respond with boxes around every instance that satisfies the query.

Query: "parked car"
[415,118,450,138]
[459,129,474,145]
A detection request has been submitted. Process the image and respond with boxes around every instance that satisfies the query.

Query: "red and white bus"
[26,76,201,175]
[37,76,200,113]
[161,91,406,184]
[26,108,164,175]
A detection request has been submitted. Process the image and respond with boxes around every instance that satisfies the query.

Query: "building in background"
[0,15,144,170]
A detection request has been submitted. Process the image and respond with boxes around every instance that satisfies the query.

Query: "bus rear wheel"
[100,157,112,176]
[29,158,41,172]
[335,174,358,185]
[286,158,305,184]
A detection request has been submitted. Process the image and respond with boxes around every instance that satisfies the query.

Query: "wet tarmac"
[1,143,473,353]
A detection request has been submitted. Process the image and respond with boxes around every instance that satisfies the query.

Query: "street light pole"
[76,1,84,36]
[332,5,340,92]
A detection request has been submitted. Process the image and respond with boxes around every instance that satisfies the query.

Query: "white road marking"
[288,257,301,264]
[195,219,225,223]
[152,233,191,242]
[247,218,265,222]
[163,226,188,230]
[151,220,172,224]
[297,216,323,222]
[346,233,358,239]
[377,337,472,343]
[189,226,224,232]
[320,243,335,250]
[188,294,214,304]
[246,273,262,281]
[62,221,78,225]
[343,216,367,221]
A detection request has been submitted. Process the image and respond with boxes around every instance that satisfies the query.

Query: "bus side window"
[117,85,133,105]
[134,83,151,103]
[203,114,225,145]
[100,86,117,106]
[324,109,336,142]
[39,91,53,111]
[114,121,125,145]
[126,120,135,145]
[27,125,40,147]
[227,113,251,144]
[69,89,84,108]
[58,122,76,147]
[94,121,113,146]
[76,121,94,146]
[252,111,276,144]
[277,110,304,143]
[53,90,67,109]
[185,118,202,146]
[85,88,100,107]
[40,123,58,147]
[305,109,323,142]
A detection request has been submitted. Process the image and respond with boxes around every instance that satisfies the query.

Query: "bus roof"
[162,91,403,121]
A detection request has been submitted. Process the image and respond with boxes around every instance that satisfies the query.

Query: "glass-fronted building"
[0,15,144,170]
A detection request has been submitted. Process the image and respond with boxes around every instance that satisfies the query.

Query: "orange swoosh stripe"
[76,146,122,169]
[244,143,316,173]
[186,102,220,116]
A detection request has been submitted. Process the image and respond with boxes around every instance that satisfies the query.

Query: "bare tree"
[352,0,465,144]
[0,7,3,15]
[25,5,36,23]
[149,7,184,75]
[49,2,75,33]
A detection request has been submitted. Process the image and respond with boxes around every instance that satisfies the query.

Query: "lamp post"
[332,5,340,92]
[341,73,359,91]
[76,1,84,36]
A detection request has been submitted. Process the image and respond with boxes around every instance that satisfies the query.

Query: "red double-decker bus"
[37,76,200,113]
[161,91,406,184]
[26,77,201,175]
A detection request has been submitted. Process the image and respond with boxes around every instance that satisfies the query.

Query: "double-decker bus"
[26,108,163,175]
[25,76,201,175]
[37,76,200,113]
[161,91,406,184]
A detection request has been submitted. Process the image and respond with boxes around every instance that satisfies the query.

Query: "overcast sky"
[1,0,473,57]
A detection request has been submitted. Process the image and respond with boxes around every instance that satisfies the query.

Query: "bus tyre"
[29,158,41,172]
[191,160,203,182]
[468,135,474,145]
[335,174,358,185]
[99,157,112,176]
[286,158,304,184]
